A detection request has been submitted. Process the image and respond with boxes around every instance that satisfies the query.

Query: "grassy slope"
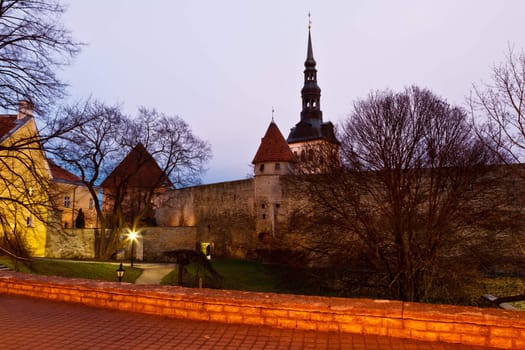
[0,257,142,283]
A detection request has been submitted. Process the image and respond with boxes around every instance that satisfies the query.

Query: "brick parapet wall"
[1,272,524,349]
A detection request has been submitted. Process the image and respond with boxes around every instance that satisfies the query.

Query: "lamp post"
[128,230,138,268]
[116,261,125,282]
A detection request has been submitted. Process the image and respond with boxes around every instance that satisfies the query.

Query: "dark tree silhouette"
[0,0,81,113]
[75,208,85,229]
[290,86,518,302]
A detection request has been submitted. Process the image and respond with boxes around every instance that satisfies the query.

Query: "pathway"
[0,294,497,350]
[134,263,176,284]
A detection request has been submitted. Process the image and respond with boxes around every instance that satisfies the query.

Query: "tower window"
[26,216,33,227]
[259,164,264,172]
[64,196,71,208]
[262,214,266,219]
[89,198,94,210]
[275,163,281,171]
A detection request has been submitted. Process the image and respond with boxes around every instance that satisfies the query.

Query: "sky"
[59,0,525,184]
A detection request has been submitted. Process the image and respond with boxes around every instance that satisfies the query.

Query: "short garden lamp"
[116,261,125,282]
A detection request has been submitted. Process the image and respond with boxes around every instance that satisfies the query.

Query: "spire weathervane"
[308,12,311,30]
[271,106,275,122]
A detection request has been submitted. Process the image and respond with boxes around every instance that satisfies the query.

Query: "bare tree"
[48,101,211,259]
[290,86,517,302]
[112,107,211,234]
[0,0,81,113]
[470,46,525,164]
[46,99,127,258]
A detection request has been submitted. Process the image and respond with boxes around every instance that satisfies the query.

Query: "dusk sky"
[60,1,525,184]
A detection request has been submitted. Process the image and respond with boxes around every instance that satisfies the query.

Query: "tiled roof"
[252,122,294,164]
[0,116,18,141]
[48,160,82,183]
[101,143,173,190]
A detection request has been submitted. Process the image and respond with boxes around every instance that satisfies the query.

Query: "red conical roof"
[252,122,294,164]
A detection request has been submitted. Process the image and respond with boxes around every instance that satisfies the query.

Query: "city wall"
[156,179,257,258]
[1,272,524,349]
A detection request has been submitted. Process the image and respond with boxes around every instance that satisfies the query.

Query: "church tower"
[287,22,339,172]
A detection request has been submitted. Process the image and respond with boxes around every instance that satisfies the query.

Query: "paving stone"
[0,294,499,350]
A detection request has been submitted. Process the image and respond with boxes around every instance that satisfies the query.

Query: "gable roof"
[101,143,173,190]
[0,115,26,144]
[252,121,294,164]
[48,159,82,184]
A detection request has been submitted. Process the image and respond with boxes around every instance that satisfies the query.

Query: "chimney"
[18,100,34,119]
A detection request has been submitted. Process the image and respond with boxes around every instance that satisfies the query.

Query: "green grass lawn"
[161,259,314,294]
[0,256,142,283]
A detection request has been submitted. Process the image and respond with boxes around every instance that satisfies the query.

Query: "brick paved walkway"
[0,294,497,350]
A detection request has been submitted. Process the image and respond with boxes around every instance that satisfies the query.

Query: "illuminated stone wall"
[156,179,256,258]
[1,272,524,349]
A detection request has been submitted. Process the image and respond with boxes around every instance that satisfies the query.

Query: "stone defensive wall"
[1,272,524,349]
[156,179,256,258]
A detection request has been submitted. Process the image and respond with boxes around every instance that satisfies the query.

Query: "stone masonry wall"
[1,272,524,349]
[156,179,255,258]
[45,228,96,259]
[142,227,197,261]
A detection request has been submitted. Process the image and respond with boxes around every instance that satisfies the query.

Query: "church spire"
[305,13,316,68]
[300,15,322,124]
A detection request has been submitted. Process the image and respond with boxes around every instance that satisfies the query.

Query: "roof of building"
[48,159,82,184]
[252,121,295,164]
[101,143,173,190]
[0,115,21,143]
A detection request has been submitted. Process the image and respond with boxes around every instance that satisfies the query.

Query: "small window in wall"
[259,164,265,172]
[262,214,266,219]
[275,163,281,171]
[261,204,265,209]
[308,149,314,161]
[89,198,94,210]
[26,216,33,227]
[275,204,280,208]
[64,196,71,208]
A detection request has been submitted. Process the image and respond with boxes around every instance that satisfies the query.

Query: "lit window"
[64,196,71,208]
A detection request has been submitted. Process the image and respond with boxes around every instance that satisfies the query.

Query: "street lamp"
[116,261,125,282]
[128,230,138,268]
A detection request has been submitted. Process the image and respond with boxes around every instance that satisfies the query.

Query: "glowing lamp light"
[116,261,125,282]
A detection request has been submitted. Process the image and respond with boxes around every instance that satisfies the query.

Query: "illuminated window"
[64,196,71,208]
